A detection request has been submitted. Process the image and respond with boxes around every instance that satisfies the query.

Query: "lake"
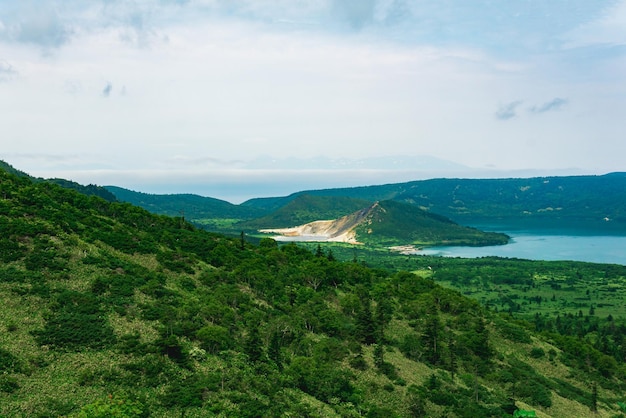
[419,224,626,265]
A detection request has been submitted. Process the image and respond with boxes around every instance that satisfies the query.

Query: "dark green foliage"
[356,296,377,345]
[244,172,626,230]
[106,185,262,221]
[353,200,509,246]
[2,165,626,417]
[196,325,233,353]
[0,266,29,283]
[244,322,264,363]
[33,290,116,350]
[156,249,196,273]
[0,376,19,394]
[530,347,545,358]
[400,333,422,361]
[240,194,371,229]
[286,357,356,403]
[77,394,146,418]
[495,317,532,343]
[516,379,552,408]
[0,347,22,373]
[0,238,25,262]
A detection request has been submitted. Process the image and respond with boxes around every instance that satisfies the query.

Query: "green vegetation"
[239,194,371,229]
[242,173,626,231]
[352,200,509,247]
[0,160,117,202]
[2,165,626,417]
[105,185,263,222]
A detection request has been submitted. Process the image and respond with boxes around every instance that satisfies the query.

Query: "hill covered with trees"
[1,166,626,417]
[259,199,509,247]
[242,173,626,232]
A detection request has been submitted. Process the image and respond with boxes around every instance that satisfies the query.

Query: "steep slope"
[1,166,625,417]
[261,200,509,247]
[240,194,372,229]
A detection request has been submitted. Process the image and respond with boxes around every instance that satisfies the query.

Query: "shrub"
[530,347,545,358]
[33,291,116,350]
[0,376,19,394]
[78,395,146,418]
[0,347,22,373]
[196,325,233,353]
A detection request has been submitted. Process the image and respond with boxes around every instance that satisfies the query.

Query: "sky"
[1,0,625,203]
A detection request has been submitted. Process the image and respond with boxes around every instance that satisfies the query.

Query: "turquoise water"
[420,231,626,265]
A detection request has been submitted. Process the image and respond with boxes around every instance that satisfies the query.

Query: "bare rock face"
[259,202,382,244]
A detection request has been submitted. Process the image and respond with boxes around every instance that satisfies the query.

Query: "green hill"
[242,173,626,231]
[239,194,372,229]
[353,200,509,246]
[0,160,117,202]
[258,200,509,247]
[106,185,264,221]
[1,165,626,417]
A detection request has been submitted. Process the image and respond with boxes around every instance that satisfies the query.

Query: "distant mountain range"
[242,173,626,229]
[4,159,625,245]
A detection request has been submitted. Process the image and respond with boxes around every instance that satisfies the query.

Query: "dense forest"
[1,165,626,417]
[240,173,626,230]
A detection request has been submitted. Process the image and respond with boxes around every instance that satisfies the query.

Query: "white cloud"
[563,0,626,48]
[0,0,624,200]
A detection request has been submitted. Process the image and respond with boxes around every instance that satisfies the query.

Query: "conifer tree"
[268,330,283,371]
[244,323,264,363]
[356,298,377,345]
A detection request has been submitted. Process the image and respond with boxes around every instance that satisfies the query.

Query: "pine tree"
[268,330,283,370]
[591,382,598,413]
[356,298,377,345]
[374,343,384,370]
[244,323,264,363]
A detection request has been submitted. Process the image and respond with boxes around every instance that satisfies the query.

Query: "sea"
[418,221,626,265]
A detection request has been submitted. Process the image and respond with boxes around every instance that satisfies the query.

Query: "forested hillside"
[1,167,626,417]
[239,194,371,229]
[105,186,263,220]
[243,173,626,230]
[0,160,116,202]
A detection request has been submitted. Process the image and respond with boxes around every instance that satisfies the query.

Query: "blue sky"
[1,0,625,202]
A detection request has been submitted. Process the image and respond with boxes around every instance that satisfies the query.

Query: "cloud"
[64,79,82,95]
[102,82,112,97]
[0,60,17,81]
[529,98,569,114]
[1,3,74,48]
[495,101,523,120]
[331,0,377,29]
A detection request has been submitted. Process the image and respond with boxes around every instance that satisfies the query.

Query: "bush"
[33,291,116,350]
[78,395,146,418]
[196,325,233,353]
[0,347,22,373]
[0,375,19,393]
[516,379,552,408]
[530,347,545,358]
